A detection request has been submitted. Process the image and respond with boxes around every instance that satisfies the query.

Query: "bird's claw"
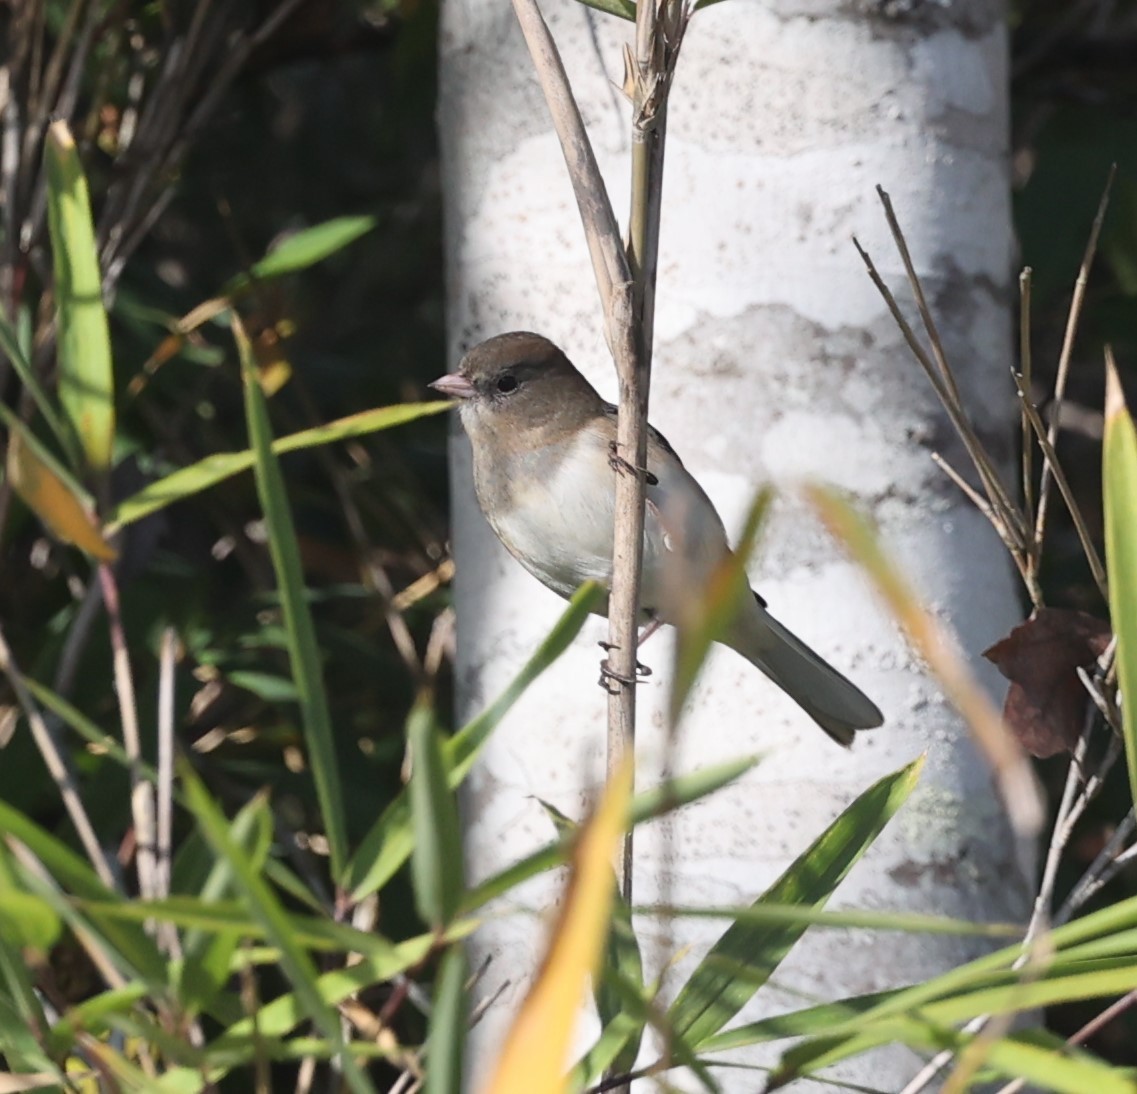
[597,643,652,691]
[607,441,658,486]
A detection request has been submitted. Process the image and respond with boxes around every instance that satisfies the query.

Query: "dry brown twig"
[868,172,1130,1094]
[509,0,692,914]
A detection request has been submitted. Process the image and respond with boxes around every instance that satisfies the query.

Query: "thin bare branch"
[155,626,180,958]
[0,624,118,889]
[1034,165,1115,548]
[1012,369,1108,599]
[853,235,1027,559]
[98,564,157,902]
[868,193,1027,547]
[508,0,632,328]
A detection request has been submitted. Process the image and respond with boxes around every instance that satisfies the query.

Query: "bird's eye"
[496,374,518,394]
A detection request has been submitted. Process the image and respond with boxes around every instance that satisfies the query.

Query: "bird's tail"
[724,596,883,747]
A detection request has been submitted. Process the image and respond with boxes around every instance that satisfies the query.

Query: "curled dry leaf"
[984,607,1111,758]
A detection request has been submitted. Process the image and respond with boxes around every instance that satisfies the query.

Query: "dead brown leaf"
[984,607,1111,758]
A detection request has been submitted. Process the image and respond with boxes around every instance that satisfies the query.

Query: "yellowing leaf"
[483,760,633,1094]
[7,431,116,561]
[805,484,1042,839]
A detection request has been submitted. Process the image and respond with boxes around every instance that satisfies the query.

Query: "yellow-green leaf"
[105,400,450,531]
[6,428,116,561]
[1104,353,1137,809]
[45,120,114,474]
[483,759,633,1094]
[805,484,1043,838]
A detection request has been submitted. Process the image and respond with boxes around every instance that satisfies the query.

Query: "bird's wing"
[597,402,733,617]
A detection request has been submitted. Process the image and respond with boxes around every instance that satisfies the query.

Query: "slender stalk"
[99,563,157,903]
[0,624,117,889]
[1033,165,1114,548]
[604,0,670,908]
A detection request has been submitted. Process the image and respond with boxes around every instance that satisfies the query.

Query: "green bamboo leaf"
[1104,356,1137,808]
[0,798,166,986]
[208,928,452,1060]
[655,903,1020,939]
[763,897,1137,1081]
[594,884,644,1078]
[45,984,148,1056]
[578,967,717,1092]
[770,1011,1136,1094]
[425,946,467,1094]
[573,0,636,18]
[409,699,464,927]
[975,1032,1136,1094]
[81,895,402,960]
[0,891,61,952]
[671,489,771,724]
[174,795,271,1018]
[668,756,924,1047]
[0,931,61,1075]
[235,317,347,881]
[464,754,761,912]
[0,312,71,456]
[106,399,450,530]
[44,120,114,473]
[696,988,904,1055]
[222,216,377,295]
[345,581,604,901]
[179,763,375,1094]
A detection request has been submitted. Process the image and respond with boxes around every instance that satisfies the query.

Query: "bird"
[430,331,883,745]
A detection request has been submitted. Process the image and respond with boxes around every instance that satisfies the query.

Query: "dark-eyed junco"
[431,331,883,745]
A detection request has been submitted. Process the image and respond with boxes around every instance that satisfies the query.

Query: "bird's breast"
[474,430,617,599]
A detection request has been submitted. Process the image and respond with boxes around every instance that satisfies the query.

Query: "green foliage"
[668,757,924,1048]
[44,121,115,474]
[409,698,464,927]
[1104,365,1137,809]
[1,1,1136,1090]
[236,316,349,880]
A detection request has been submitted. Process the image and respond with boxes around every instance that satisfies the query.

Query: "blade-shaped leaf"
[44,120,114,473]
[573,0,636,18]
[465,754,760,912]
[0,798,166,986]
[0,931,61,1075]
[667,756,923,1046]
[770,1014,1135,1094]
[425,946,467,1094]
[483,759,633,1094]
[806,483,1043,838]
[594,885,644,1079]
[208,928,449,1059]
[670,489,771,724]
[106,399,449,530]
[4,414,115,560]
[1104,356,1137,808]
[346,581,603,901]
[222,216,377,295]
[0,313,71,457]
[179,763,374,1094]
[576,966,717,1092]
[409,698,464,927]
[235,317,347,881]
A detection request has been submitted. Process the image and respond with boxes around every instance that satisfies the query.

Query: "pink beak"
[429,373,476,400]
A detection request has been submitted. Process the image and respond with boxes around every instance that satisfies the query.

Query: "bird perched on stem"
[431,331,883,746]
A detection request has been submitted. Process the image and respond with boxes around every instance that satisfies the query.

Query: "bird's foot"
[597,642,652,691]
[607,441,658,486]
